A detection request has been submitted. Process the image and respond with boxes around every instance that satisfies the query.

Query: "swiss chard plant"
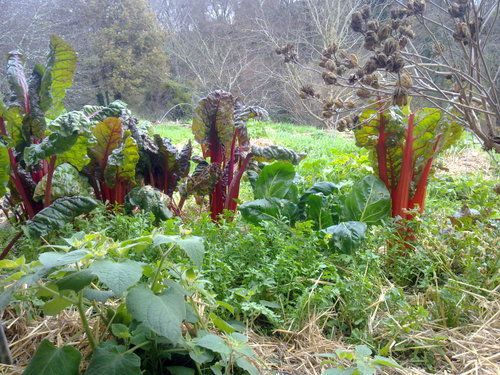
[0,35,79,217]
[355,106,463,219]
[240,162,391,253]
[182,90,302,221]
[0,231,259,374]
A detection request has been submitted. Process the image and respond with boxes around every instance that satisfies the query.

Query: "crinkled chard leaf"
[323,221,367,254]
[25,196,98,238]
[239,198,299,226]
[125,186,173,222]
[33,163,92,202]
[251,145,304,165]
[254,161,296,200]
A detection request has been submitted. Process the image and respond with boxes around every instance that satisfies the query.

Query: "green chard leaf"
[323,221,367,254]
[125,186,173,222]
[33,163,92,202]
[254,161,296,200]
[239,198,298,226]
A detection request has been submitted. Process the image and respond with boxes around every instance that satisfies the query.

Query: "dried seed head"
[300,85,316,97]
[361,5,371,20]
[453,22,471,43]
[347,53,359,68]
[413,0,426,14]
[364,31,379,51]
[322,43,338,57]
[323,97,335,109]
[337,118,348,131]
[322,71,337,85]
[399,71,413,88]
[351,11,365,33]
[322,110,334,119]
[345,100,356,109]
[399,26,415,39]
[449,2,467,18]
[386,53,405,73]
[391,8,408,19]
[319,58,327,68]
[367,20,380,31]
[399,36,409,49]
[393,87,408,106]
[378,24,392,41]
[375,53,388,68]
[356,88,371,98]
[325,59,337,72]
[361,74,379,89]
[334,98,344,108]
[384,37,399,55]
[363,57,379,74]
[433,42,445,55]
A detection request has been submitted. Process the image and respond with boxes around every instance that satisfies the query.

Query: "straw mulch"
[0,298,498,374]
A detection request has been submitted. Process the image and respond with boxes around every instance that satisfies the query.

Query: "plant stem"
[0,232,22,260]
[43,155,57,207]
[77,291,98,350]
[151,244,175,291]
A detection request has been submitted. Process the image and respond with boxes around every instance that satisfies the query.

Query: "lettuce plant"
[355,106,463,219]
[183,90,301,220]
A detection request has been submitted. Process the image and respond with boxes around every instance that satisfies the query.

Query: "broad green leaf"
[23,111,92,167]
[153,235,205,268]
[372,355,402,368]
[355,345,372,357]
[195,334,231,356]
[84,342,141,375]
[55,270,96,292]
[25,196,98,238]
[251,145,304,165]
[179,161,221,198]
[43,296,73,315]
[0,143,9,197]
[104,131,139,187]
[33,163,92,202]
[192,90,235,158]
[23,340,81,375]
[126,284,186,343]
[235,357,259,375]
[0,267,47,310]
[343,175,390,225]
[39,249,90,268]
[111,324,131,339]
[323,221,367,254]
[83,288,114,302]
[0,256,25,269]
[209,312,235,334]
[303,194,334,230]
[239,198,298,226]
[254,161,296,199]
[125,186,173,222]
[40,35,77,119]
[167,366,195,375]
[89,259,144,296]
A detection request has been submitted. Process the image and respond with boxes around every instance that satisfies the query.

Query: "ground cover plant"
[0,7,499,375]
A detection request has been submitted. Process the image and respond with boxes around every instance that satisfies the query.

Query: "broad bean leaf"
[89,259,144,296]
[33,163,92,202]
[84,342,141,375]
[39,249,90,268]
[239,198,298,226]
[126,284,186,344]
[343,175,390,225]
[195,334,231,356]
[55,270,96,292]
[25,196,98,238]
[323,221,367,254]
[254,161,296,199]
[40,35,77,119]
[23,339,81,375]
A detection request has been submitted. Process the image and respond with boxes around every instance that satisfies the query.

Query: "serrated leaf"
[55,270,95,292]
[126,284,186,344]
[25,196,98,238]
[23,339,81,375]
[89,259,143,296]
[195,334,231,356]
[84,342,141,375]
[153,235,204,268]
[39,249,90,268]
